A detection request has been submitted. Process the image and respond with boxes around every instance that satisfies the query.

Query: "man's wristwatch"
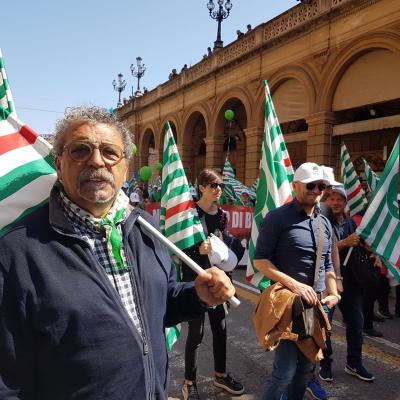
[336,276,343,281]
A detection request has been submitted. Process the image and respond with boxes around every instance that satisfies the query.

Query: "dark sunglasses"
[63,141,125,166]
[305,182,327,191]
[208,182,225,190]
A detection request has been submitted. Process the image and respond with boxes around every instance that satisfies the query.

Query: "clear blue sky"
[2,0,297,135]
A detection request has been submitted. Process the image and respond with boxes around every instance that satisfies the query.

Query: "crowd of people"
[0,106,398,400]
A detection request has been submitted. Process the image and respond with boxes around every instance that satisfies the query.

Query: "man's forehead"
[65,122,122,141]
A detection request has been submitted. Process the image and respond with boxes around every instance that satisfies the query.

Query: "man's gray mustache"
[78,168,115,185]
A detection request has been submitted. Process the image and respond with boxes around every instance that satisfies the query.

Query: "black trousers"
[184,304,227,381]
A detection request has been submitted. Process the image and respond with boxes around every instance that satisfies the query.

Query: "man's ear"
[55,156,63,182]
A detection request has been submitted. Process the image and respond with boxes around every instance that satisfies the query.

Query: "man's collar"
[293,198,320,217]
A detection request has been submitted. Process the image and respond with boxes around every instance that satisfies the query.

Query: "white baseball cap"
[330,184,347,200]
[129,192,140,203]
[294,162,328,184]
[322,166,341,186]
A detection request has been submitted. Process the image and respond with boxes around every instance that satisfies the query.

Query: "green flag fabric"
[0,49,56,236]
[340,142,368,216]
[160,121,206,350]
[246,80,294,291]
[362,157,380,193]
[357,136,400,282]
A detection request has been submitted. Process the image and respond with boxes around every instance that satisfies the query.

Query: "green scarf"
[59,187,130,273]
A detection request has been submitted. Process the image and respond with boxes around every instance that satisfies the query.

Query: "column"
[243,126,264,185]
[204,136,225,172]
[306,111,337,167]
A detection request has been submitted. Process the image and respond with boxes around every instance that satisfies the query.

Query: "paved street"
[168,268,400,400]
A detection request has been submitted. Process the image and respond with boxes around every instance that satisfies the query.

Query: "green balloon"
[224,109,234,121]
[140,166,152,181]
[131,143,137,156]
[156,162,163,171]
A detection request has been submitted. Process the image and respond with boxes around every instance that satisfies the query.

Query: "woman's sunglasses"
[305,182,327,191]
[208,182,225,190]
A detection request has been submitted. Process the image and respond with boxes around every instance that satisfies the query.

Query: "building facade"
[118,0,400,185]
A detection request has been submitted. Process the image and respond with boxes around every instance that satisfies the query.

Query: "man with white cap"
[323,184,375,382]
[254,162,339,400]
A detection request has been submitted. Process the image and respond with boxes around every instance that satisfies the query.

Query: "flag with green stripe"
[357,136,400,282]
[222,159,239,200]
[246,80,294,291]
[340,142,368,216]
[0,49,56,237]
[160,121,206,350]
[362,157,380,192]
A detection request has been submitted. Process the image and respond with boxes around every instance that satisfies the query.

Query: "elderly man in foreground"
[0,107,234,400]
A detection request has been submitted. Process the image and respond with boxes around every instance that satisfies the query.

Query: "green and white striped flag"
[362,157,380,192]
[246,80,294,291]
[160,121,206,350]
[340,142,368,216]
[0,49,56,236]
[251,177,259,194]
[357,136,400,282]
[222,159,239,200]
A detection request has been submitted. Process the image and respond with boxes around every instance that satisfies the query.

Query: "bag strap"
[313,215,325,290]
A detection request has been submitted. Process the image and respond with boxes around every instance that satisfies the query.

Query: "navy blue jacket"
[0,190,206,399]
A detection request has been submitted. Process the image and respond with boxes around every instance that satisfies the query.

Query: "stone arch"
[253,65,316,130]
[212,95,249,182]
[182,109,209,183]
[139,128,156,169]
[318,32,400,111]
[158,116,180,153]
[182,103,211,146]
[211,86,253,137]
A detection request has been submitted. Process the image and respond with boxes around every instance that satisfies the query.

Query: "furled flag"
[251,177,259,194]
[127,174,138,196]
[222,159,255,200]
[357,136,400,282]
[0,49,56,236]
[340,142,368,216]
[160,121,206,350]
[222,159,239,201]
[246,80,294,291]
[362,157,380,192]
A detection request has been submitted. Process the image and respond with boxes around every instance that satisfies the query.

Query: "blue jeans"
[262,340,314,400]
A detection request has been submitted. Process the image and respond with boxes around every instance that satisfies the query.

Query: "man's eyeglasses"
[305,182,327,192]
[208,182,225,190]
[63,141,125,166]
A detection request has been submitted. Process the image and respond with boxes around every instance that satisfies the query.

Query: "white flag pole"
[137,216,240,308]
[343,247,353,267]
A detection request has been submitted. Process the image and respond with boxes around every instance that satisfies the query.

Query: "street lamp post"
[207,0,232,50]
[112,73,126,107]
[130,57,146,96]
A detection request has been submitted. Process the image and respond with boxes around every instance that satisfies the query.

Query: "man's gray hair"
[52,106,133,160]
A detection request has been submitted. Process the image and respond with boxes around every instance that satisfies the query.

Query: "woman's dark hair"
[197,168,222,197]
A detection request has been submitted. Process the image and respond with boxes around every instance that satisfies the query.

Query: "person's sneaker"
[376,309,393,319]
[344,365,375,382]
[214,373,244,395]
[182,381,200,400]
[319,366,333,382]
[305,376,328,400]
[363,328,383,337]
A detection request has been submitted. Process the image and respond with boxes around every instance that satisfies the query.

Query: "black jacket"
[0,189,206,399]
